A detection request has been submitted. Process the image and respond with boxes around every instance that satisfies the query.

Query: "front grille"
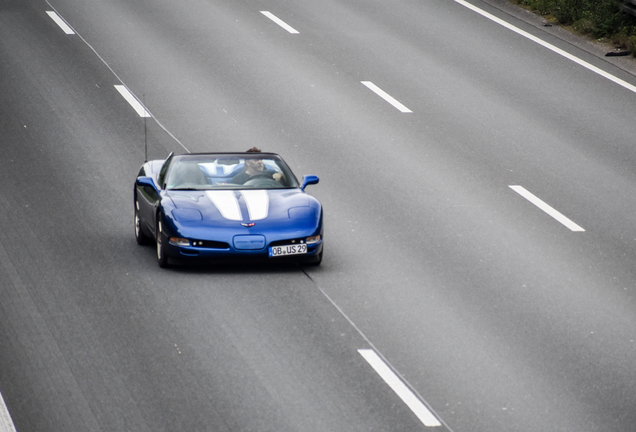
[269,238,305,247]
[190,240,230,249]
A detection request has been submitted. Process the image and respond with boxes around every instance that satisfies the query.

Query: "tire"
[307,247,323,266]
[156,214,169,268]
[135,198,150,245]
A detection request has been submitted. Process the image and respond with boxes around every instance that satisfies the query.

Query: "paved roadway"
[2,0,636,431]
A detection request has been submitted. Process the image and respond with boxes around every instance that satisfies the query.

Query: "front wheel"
[135,198,150,245]
[156,214,169,268]
[306,247,322,266]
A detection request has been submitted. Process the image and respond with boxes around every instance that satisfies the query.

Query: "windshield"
[164,154,299,190]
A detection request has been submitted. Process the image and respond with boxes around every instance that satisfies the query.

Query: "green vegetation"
[511,0,636,55]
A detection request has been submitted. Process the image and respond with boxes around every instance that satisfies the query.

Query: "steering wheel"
[244,176,280,188]
[246,174,273,180]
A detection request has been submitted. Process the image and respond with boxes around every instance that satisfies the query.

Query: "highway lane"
[0,1,448,431]
[3,0,636,431]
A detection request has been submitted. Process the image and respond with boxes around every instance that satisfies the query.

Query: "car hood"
[165,189,317,226]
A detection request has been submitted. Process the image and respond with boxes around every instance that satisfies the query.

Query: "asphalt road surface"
[2,0,636,431]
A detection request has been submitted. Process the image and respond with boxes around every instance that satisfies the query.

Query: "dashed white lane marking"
[454,0,636,94]
[114,85,151,117]
[43,2,189,153]
[358,349,442,427]
[46,11,75,35]
[509,185,585,232]
[260,11,299,34]
[0,391,17,432]
[361,81,413,113]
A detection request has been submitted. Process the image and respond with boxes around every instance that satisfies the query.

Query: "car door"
[138,153,174,237]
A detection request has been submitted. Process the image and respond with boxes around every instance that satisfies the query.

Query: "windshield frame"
[163,152,300,191]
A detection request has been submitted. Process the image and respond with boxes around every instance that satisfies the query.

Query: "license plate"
[269,243,307,257]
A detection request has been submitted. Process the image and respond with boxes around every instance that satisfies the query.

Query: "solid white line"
[509,185,585,232]
[454,0,636,94]
[44,2,189,153]
[358,349,441,427]
[114,85,150,117]
[0,392,17,432]
[46,11,75,35]
[361,81,413,113]
[260,11,299,34]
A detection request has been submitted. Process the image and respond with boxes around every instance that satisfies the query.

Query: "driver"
[230,147,284,184]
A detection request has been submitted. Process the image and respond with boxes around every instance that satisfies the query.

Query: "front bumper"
[166,239,323,263]
[161,212,323,263]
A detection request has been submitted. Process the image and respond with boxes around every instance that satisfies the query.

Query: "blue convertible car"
[134,152,323,267]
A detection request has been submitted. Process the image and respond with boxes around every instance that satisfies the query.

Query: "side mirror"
[301,175,319,191]
[136,176,158,190]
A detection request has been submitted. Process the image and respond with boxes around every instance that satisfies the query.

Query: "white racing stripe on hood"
[206,191,242,221]
[241,190,269,220]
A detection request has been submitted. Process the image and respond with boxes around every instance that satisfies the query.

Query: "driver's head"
[245,158,264,173]
[245,147,264,174]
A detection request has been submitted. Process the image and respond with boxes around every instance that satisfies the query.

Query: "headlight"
[171,209,202,222]
[169,237,191,247]
[288,207,315,220]
[306,235,321,244]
